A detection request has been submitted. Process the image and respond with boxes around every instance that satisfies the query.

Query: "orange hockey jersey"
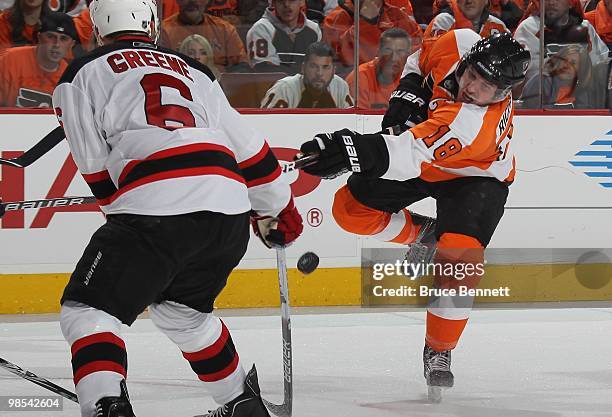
[381,29,516,183]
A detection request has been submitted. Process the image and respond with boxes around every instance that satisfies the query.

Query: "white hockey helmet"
[89,0,159,45]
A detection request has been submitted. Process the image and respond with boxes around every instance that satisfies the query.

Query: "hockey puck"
[297,252,319,274]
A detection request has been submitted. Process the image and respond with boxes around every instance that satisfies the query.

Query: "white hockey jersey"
[260,73,353,108]
[246,9,322,70]
[53,35,291,217]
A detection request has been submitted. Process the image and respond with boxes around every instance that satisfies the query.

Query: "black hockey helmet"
[456,32,531,100]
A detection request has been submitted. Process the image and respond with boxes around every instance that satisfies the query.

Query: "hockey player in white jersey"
[52,1,303,416]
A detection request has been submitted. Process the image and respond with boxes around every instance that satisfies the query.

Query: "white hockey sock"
[60,301,126,417]
[149,301,245,405]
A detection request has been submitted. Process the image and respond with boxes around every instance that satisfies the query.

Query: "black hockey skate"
[95,380,135,417]
[423,344,454,403]
[404,213,437,279]
[198,365,271,417]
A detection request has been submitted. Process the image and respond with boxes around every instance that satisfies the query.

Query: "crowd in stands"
[0,0,609,109]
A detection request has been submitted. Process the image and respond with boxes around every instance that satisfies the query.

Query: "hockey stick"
[280,153,317,174]
[2,196,97,212]
[262,246,293,417]
[0,357,78,403]
[0,126,64,168]
[0,154,319,213]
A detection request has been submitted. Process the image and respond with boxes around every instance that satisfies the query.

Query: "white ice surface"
[1,308,611,417]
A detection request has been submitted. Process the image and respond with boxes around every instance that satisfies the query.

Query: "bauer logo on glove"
[298,128,390,179]
[341,135,361,173]
[389,90,427,107]
[381,72,433,132]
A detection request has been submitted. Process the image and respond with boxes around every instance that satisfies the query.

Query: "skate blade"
[427,385,448,404]
[404,243,436,278]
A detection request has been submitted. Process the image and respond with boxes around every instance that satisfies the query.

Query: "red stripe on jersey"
[73,361,127,385]
[113,35,153,42]
[82,170,111,183]
[119,161,140,185]
[196,354,240,382]
[118,143,236,184]
[96,196,113,206]
[245,165,281,187]
[238,142,271,169]
[71,332,125,356]
[182,322,230,362]
[100,167,246,206]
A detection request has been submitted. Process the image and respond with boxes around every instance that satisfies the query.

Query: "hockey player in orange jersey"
[298,29,530,400]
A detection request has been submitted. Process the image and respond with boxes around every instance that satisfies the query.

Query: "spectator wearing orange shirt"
[388,0,416,16]
[345,28,411,109]
[585,0,612,49]
[160,0,249,71]
[72,4,93,49]
[424,0,510,51]
[309,0,415,21]
[207,0,239,22]
[0,11,76,107]
[165,0,240,23]
[0,0,51,50]
[162,0,180,18]
[322,0,422,71]
[489,0,524,30]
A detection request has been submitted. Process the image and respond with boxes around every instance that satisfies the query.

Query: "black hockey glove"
[381,72,433,134]
[299,128,389,179]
